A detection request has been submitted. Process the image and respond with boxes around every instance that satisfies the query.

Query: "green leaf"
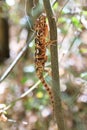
[71,16,82,29]
[53,2,58,10]
[82,10,87,15]
[80,72,87,79]
[21,77,28,84]
[36,91,43,98]
[58,17,66,23]
[79,44,87,55]
[71,17,80,27]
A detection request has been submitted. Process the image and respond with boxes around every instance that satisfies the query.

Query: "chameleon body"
[34,14,54,107]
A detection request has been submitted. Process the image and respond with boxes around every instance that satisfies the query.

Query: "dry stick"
[43,0,66,130]
[0,0,36,83]
[1,73,48,113]
[59,0,70,13]
[0,32,35,83]
[57,0,70,25]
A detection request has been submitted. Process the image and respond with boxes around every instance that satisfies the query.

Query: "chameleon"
[34,13,54,108]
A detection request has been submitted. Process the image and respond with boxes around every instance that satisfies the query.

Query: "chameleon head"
[39,13,46,21]
[35,13,47,31]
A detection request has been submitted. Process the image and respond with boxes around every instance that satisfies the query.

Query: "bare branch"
[0,32,35,83]
[1,73,48,112]
[43,0,67,130]
[59,0,70,13]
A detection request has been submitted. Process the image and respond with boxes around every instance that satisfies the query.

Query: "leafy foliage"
[0,0,87,130]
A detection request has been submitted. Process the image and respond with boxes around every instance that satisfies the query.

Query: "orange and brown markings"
[34,13,54,108]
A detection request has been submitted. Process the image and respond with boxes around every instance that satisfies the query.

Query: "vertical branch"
[43,0,66,130]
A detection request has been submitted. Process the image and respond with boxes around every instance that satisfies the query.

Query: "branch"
[0,0,43,83]
[58,0,70,15]
[0,32,35,83]
[1,73,48,113]
[43,0,67,130]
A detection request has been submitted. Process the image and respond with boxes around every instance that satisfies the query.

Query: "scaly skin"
[34,13,54,108]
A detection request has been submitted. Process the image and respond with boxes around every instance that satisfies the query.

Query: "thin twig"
[1,73,48,113]
[0,32,35,83]
[57,0,70,24]
[43,0,67,130]
[59,0,70,14]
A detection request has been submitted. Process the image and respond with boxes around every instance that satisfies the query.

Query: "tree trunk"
[0,17,9,62]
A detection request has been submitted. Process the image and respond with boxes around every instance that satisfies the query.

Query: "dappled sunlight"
[0,0,87,130]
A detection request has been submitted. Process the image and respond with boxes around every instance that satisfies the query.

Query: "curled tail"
[38,75,54,108]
